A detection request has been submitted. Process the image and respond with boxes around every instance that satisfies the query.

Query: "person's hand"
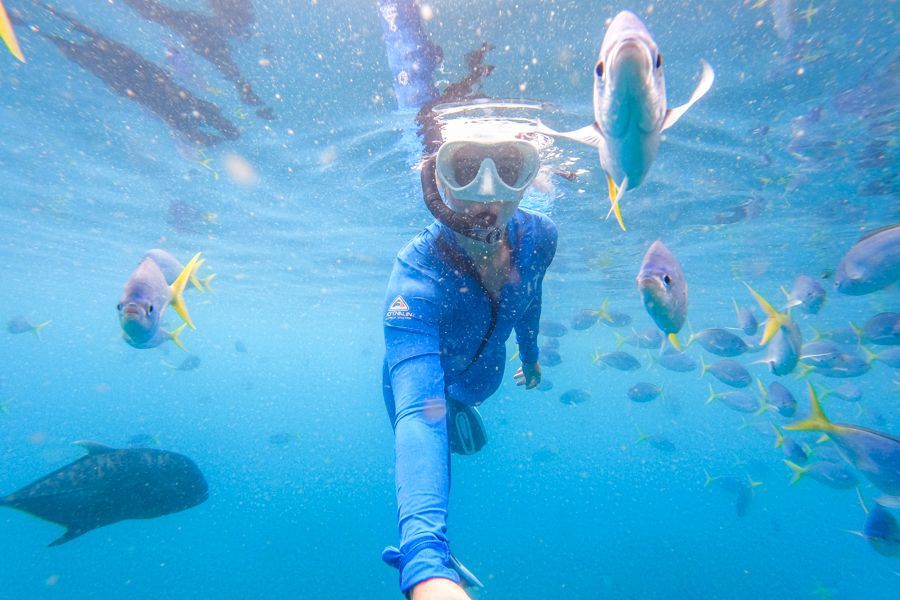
[411,577,472,600]
[514,361,541,389]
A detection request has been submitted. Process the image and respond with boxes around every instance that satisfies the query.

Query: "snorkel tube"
[421,155,504,244]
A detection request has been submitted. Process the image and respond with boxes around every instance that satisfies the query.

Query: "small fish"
[593,350,641,371]
[811,352,870,379]
[627,382,662,403]
[834,224,900,295]
[268,433,299,445]
[620,326,664,349]
[784,274,826,314]
[860,312,900,346]
[560,388,592,406]
[234,339,248,353]
[784,459,859,490]
[785,383,900,502]
[0,441,207,546]
[849,501,900,557]
[701,358,752,388]
[821,382,862,403]
[762,380,797,417]
[163,354,202,372]
[538,10,714,230]
[690,328,749,357]
[704,471,761,517]
[637,240,688,350]
[732,299,758,336]
[539,320,568,338]
[772,423,808,464]
[570,308,600,331]
[745,284,802,375]
[118,251,202,351]
[0,0,24,62]
[654,348,698,373]
[706,385,761,414]
[636,429,675,452]
[539,348,562,367]
[595,299,633,328]
[6,316,52,339]
[536,377,554,392]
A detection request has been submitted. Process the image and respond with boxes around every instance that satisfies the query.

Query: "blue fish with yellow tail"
[849,500,900,558]
[538,10,714,230]
[118,251,202,351]
[834,224,900,295]
[785,382,900,505]
[637,240,688,350]
[745,283,802,375]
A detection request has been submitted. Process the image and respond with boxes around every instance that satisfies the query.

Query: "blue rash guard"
[381,208,557,593]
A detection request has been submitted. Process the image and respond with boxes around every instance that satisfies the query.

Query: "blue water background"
[1,0,898,597]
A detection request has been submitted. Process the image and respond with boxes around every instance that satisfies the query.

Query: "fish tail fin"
[591,350,601,365]
[169,252,202,329]
[848,321,862,344]
[747,474,764,489]
[744,283,784,345]
[613,332,626,350]
[0,1,25,63]
[783,459,806,484]
[605,175,627,231]
[189,259,206,292]
[699,355,709,378]
[705,383,717,405]
[635,426,648,444]
[783,382,837,434]
[167,323,188,352]
[31,320,52,340]
[667,333,682,352]
[685,320,696,347]
[201,273,217,293]
[755,378,767,398]
[860,345,878,366]
[793,362,815,380]
[596,299,611,323]
[771,423,785,448]
[703,469,716,488]
[808,325,825,342]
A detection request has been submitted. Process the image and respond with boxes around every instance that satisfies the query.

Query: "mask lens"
[451,144,524,187]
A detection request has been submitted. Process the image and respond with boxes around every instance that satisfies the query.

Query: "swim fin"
[447,398,487,455]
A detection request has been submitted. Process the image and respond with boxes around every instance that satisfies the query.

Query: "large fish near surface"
[118,250,202,350]
[0,441,208,546]
[834,224,900,295]
[785,383,900,506]
[637,240,688,350]
[539,10,714,230]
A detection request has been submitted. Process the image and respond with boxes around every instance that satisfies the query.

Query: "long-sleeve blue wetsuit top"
[381,208,557,593]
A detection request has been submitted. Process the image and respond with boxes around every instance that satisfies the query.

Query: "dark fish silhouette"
[0,441,207,546]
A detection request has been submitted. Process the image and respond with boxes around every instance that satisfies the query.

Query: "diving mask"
[435,139,540,203]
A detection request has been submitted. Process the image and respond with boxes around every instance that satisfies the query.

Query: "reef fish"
[861,312,900,346]
[539,10,714,230]
[117,250,202,350]
[0,441,207,546]
[637,240,688,350]
[746,284,801,375]
[627,382,662,403]
[784,274,826,314]
[594,350,641,371]
[701,358,752,388]
[851,502,900,557]
[834,224,900,295]
[7,316,51,339]
[691,328,749,357]
[785,383,900,504]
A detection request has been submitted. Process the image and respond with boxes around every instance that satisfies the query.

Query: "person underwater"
[117,250,204,351]
[381,131,557,599]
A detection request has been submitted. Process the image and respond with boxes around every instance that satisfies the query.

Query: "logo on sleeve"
[386,295,413,320]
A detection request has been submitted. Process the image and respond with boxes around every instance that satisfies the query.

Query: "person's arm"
[383,257,462,594]
[412,577,471,600]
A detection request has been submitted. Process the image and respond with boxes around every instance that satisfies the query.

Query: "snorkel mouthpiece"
[421,156,504,244]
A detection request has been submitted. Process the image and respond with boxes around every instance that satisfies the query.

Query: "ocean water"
[1,1,898,598]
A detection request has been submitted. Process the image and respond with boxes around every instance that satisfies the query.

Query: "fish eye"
[656,53,662,69]
[595,61,604,79]
[148,304,154,314]
[116,303,123,312]
[663,275,671,286]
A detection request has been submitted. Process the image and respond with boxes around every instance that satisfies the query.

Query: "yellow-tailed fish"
[0,0,24,63]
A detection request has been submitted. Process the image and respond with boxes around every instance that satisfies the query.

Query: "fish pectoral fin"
[605,175,628,231]
[661,59,715,132]
[49,526,91,547]
[542,121,606,149]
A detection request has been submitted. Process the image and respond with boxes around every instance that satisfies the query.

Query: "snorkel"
[421,155,506,244]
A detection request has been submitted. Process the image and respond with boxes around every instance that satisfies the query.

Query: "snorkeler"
[121,0,273,119]
[381,125,557,599]
[39,4,240,147]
